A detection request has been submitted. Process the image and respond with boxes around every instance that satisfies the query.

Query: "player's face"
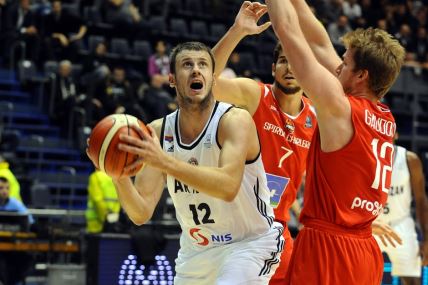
[0,181,10,200]
[171,50,214,108]
[336,49,359,94]
[272,51,301,95]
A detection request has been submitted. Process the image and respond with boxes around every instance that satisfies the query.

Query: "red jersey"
[301,96,395,228]
[285,96,395,284]
[253,83,317,222]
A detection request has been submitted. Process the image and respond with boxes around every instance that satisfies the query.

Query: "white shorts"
[375,216,421,277]
[174,222,284,285]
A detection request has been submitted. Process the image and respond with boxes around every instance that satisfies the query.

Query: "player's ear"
[358,69,368,80]
[169,73,175,87]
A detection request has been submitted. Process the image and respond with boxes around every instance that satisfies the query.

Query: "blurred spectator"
[85,169,120,233]
[342,0,361,25]
[96,66,147,120]
[413,26,428,63]
[227,51,252,77]
[140,75,177,123]
[82,41,111,86]
[43,0,87,61]
[148,40,170,88]
[395,23,415,61]
[0,176,34,285]
[324,0,344,24]
[2,0,41,65]
[0,155,21,202]
[328,15,352,54]
[104,0,148,38]
[393,3,417,31]
[53,60,96,137]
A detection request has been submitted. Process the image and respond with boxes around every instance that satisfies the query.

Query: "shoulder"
[406,150,421,165]
[220,107,253,127]
[148,118,164,138]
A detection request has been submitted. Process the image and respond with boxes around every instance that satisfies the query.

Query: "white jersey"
[161,101,276,252]
[377,146,412,223]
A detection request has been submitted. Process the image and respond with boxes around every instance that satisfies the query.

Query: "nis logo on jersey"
[263,122,310,149]
[350,196,383,216]
[190,228,233,246]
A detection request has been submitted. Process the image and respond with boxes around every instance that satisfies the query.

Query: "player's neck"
[178,101,216,144]
[272,88,304,116]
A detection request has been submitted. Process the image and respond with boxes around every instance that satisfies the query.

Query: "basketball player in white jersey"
[111,42,284,285]
[375,134,428,285]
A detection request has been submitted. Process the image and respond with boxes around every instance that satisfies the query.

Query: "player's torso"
[162,101,274,251]
[377,146,412,223]
[302,96,395,228]
[253,84,316,221]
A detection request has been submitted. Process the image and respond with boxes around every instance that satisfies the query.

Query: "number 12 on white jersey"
[371,138,394,193]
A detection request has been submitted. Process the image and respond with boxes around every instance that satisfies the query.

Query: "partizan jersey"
[253,83,317,222]
[161,101,276,251]
[300,96,396,229]
[377,146,412,223]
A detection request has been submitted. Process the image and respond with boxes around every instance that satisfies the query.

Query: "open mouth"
[190,81,203,90]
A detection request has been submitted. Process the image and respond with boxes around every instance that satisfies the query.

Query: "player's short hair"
[169,42,215,74]
[273,41,283,64]
[342,28,405,98]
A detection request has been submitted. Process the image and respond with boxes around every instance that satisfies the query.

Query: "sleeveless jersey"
[161,101,276,251]
[253,83,317,222]
[377,146,412,223]
[300,96,396,229]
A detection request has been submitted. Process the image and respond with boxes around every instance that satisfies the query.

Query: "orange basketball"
[87,114,149,178]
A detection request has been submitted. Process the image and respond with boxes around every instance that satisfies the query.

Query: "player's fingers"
[257,21,271,33]
[379,235,388,248]
[242,1,251,9]
[146,125,159,141]
[123,158,144,172]
[384,233,397,248]
[119,134,144,147]
[255,7,268,19]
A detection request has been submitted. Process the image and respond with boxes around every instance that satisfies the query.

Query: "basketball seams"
[99,115,128,173]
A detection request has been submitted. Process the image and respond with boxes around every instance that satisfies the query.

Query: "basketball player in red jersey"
[266,0,406,284]
[212,3,315,283]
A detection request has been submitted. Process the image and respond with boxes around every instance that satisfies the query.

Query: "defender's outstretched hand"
[234,1,271,36]
[372,221,402,248]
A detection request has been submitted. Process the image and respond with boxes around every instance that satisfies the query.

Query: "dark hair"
[169,42,215,74]
[273,41,283,64]
[0,177,9,184]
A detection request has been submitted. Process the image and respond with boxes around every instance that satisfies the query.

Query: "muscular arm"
[212,1,270,115]
[407,151,428,265]
[266,0,352,151]
[290,0,342,74]
[113,119,166,225]
[119,109,259,202]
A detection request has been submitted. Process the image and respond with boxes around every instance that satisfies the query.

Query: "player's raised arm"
[290,0,342,75]
[212,1,270,114]
[266,0,350,151]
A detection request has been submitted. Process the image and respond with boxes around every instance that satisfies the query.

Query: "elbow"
[222,184,240,202]
[129,214,151,226]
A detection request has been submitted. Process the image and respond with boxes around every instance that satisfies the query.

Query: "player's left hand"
[233,1,271,36]
[119,125,168,171]
[371,221,402,248]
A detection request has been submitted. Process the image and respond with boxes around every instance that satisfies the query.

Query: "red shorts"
[285,219,383,285]
[269,225,294,285]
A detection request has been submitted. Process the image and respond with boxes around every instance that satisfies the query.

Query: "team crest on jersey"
[285,118,295,133]
[188,157,198,165]
[304,116,313,128]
